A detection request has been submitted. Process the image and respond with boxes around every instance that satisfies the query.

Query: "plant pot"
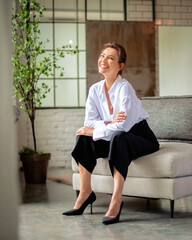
[20,153,51,184]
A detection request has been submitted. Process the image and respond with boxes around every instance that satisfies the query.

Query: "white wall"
[159,26,192,96]
[0,0,19,239]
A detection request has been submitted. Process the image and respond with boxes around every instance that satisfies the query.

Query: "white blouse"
[84,75,149,141]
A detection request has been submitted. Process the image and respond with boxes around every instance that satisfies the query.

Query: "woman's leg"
[104,121,159,218]
[71,136,110,210]
[108,121,159,179]
[73,163,92,209]
[105,168,124,218]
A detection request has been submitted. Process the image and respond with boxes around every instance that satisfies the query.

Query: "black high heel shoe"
[102,201,124,225]
[62,191,96,216]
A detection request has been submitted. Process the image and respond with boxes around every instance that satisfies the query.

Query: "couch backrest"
[141,96,192,143]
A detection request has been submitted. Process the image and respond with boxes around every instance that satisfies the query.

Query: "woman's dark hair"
[100,42,127,75]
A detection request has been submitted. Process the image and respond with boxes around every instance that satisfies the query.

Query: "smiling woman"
[98,42,126,88]
[63,42,159,225]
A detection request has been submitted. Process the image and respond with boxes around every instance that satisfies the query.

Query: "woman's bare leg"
[73,163,92,209]
[105,168,124,218]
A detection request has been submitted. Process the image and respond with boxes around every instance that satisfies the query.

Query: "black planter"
[20,153,51,184]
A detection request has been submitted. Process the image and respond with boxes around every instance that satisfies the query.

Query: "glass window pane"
[37,79,54,107]
[39,23,53,50]
[102,0,124,21]
[55,23,77,49]
[32,1,89,108]
[55,53,77,78]
[39,0,52,9]
[78,0,85,22]
[78,23,86,50]
[55,0,77,22]
[87,0,100,20]
[55,79,78,107]
[79,79,86,107]
[79,51,86,78]
[38,0,53,22]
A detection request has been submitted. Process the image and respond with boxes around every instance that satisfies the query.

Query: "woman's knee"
[111,131,126,142]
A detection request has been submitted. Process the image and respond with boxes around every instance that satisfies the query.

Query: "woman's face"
[98,47,124,77]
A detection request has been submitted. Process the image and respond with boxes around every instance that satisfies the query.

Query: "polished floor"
[19,168,192,240]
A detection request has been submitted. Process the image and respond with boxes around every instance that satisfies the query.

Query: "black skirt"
[71,120,159,180]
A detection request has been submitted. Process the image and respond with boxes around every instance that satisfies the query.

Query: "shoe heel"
[63,191,96,216]
[102,201,124,225]
[90,203,93,214]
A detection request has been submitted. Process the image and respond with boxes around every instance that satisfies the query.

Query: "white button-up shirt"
[84,75,149,141]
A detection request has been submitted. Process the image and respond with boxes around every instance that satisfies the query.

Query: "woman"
[63,42,159,225]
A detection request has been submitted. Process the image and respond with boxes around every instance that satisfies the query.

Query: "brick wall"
[20,0,192,168]
[128,0,153,21]
[25,109,85,168]
[128,0,192,25]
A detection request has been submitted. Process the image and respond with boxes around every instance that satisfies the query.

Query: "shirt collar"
[98,75,122,97]
[108,75,122,96]
[98,79,105,97]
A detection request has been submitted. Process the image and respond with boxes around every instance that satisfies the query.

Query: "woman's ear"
[120,63,125,71]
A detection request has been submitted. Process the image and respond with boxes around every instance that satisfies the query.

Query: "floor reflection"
[19,170,49,203]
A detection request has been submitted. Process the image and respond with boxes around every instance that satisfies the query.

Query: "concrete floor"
[19,168,192,240]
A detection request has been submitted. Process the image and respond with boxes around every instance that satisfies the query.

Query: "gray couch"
[72,96,192,218]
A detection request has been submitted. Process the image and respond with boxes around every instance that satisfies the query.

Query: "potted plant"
[12,0,78,183]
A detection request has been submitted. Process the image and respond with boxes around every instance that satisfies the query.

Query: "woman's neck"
[105,74,118,90]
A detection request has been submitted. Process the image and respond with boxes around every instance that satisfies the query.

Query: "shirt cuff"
[93,121,106,141]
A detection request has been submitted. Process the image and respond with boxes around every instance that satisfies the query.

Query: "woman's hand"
[76,126,94,136]
[111,111,127,124]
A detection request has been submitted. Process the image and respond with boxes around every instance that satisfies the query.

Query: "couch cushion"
[72,142,192,178]
[141,96,192,142]
[128,142,192,178]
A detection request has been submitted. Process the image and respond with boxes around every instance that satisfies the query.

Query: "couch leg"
[76,190,80,198]
[170,200,174,218]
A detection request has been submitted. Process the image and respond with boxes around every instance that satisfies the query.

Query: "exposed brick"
[183,0,192,6]
[128,5,136,12]
[156,0,169,6]
[136,5,150,12]
[143,12,153,19]
[182,13,192,19]
[143,0,151,5]
[175,6,188,12]
[162,6,175,12]
[156,12,169,19]
[129,11,143,18]
[169,12,182,19]
[175,19,189,25]
[169,0,182,6]
[155,5,162,12]
[129,0,143,4]
[162,19,175,25]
